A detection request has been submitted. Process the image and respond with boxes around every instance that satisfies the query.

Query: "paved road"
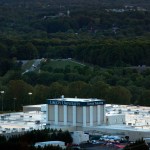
[80,143,120,150]
[22,59,42,74]
[29,59,42,72]
[84,146,120,150]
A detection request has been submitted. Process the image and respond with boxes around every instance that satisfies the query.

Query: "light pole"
[28,92,32,105]
[0,91,5,112]
[13,98,16,111]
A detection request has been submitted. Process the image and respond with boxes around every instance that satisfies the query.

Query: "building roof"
[34,141,65,148]
[1,103,150,138]
[23,104,46,112]
[47,97,105,106]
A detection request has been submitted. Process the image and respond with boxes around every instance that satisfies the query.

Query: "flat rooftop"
[0,103,150,136]
[0,111,46,134]
[105,104,150,130]
[47,97,105,106]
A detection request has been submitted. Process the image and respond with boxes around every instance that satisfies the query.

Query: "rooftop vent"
[61,95,64,99]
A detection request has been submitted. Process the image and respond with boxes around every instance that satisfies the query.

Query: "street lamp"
[13,98,16,111]
[28,92,32,105]
[0,91,5,112]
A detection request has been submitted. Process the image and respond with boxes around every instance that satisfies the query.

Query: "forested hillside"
[0,0,150,111]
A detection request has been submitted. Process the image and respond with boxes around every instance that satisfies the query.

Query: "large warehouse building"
[46,96,106,127]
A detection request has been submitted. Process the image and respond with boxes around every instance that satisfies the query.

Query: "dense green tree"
[0,0,150,107]
[91,81,110,99]
[25,42,38,59]
[107,86,131,104]
[6,80,33,110]
[124,139,149,150]
[0,135,6,143]
[140,90,150,106]
[127,86,142,105]
[49,82,67,98]
[34,85,50,104]
[67,81,90,98]
[22,72,39,85]
[0,43,8,58]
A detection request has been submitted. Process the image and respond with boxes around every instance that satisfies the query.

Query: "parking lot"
[80,143,124,150]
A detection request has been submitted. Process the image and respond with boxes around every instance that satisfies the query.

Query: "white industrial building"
[1,98,150,142]
[71,131,89,144]
[46,96,106,127]
[23,104,46,112]
[34,141,65,148]
[106,114,125,125]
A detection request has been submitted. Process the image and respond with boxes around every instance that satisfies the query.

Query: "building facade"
[46,96,105,127]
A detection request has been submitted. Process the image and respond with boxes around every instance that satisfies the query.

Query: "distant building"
[106,114,125,125]
[71,131,89,144]
[23,104,46,112]
[46,96,106,128]
[34,141,65,148]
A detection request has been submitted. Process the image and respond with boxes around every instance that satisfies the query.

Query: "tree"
[7,80,33,110]
[108,86,131,104]
[22,72,39,85]
[34,85,50,104]
[124,139,149,150]
[0,43,8,58]
[62,131,73,145]
[127,86,143,105]
[140,90,150,106]
[16,42,38,60]
[25,42,38,59]
[67,81,90,98]
[0,135,6,143]
[91,81,110,99]
[49,82,67,98]
[10,46,17,58]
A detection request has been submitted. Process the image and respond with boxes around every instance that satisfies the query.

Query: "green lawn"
[21,59,86,73]
[46,59,85,69]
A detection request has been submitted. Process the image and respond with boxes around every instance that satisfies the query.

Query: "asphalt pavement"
[80,143,120,150]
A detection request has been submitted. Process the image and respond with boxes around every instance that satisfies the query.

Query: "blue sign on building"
[47,99,105,106]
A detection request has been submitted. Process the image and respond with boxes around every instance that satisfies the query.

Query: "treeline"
[124,139,149,150]
[0,129,72,150]
[1,64,150,111]
[0,0,150,109]
[0,0,150,38]
[0,38,150,76]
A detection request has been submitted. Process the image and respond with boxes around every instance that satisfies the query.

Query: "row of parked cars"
[90,135,125,144]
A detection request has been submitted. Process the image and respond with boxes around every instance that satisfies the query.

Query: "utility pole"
[0,91,5,112]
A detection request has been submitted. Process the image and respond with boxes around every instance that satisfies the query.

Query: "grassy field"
[44,59,85,69]
[21,59,86,73]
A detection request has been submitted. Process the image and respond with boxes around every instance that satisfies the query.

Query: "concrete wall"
[48,105,54,122]
[58,105,63,122]
[76,106,83,124]
[71,131,89,144]
[86,106,90,124]
[67,106,73,124]
[100,105,104,123]
[106,114,125,125]
[93,106,97,124]
[47,104,105,127]
[23,106,41,112]
[125,130,150,141]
